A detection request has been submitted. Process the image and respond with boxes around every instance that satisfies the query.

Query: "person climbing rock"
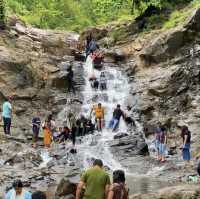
[85,34,92,59]
[2,96,12,135]
[181,125,191,166]
[159,126,167,163]
[67,63,76,94]
[99,72,107,91]
[32,191,46,199]
[124,106,135,127]
[108,170,129,199]
[32,111,41,148]
[68,112,77,146]
[90,103,105,131]
[109,104,124,132]
[5,180,32,199]
[76,159,110,199]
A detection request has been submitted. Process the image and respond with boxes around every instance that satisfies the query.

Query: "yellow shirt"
[93,106,104,119]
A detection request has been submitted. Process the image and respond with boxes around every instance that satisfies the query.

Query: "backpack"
[111,183,129,199]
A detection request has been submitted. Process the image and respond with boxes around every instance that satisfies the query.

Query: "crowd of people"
[5,159,129,199]
[1,33,200,198]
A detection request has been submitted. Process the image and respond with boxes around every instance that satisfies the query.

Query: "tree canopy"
[4,0,194,31]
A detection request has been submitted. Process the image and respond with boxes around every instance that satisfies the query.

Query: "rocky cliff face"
[105,8,200,154]
[0,21,83,136]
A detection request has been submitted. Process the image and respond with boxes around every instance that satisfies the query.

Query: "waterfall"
[76,56,130,171]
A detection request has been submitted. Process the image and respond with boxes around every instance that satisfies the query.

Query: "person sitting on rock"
[5,180,32,199]
[85,119,95,135]
[58,126,70,143]
[109,104,125,132]
[53,127,62,142]
[108,170,129,199]
[32,191,46,199]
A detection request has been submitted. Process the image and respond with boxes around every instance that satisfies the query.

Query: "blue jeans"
[182,143,191,161]
[109,118,119,131]
[159,143,166,155]
[3,117,11,135]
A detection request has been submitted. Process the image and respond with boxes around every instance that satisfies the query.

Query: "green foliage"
[4,0,197,32]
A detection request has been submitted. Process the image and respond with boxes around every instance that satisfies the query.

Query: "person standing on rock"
[76,159,110,199]
[68,112,77,146]
[124,106,135,128]
[159,126,167,163]
[32,111,41,148]
[108,170,129,199]
[42,115,53,148]
[109,104,125,132]
[5,179,32,199]
[154,122,162,161]
[181,125,191,166]
[2,96,12,135]
[67,63,76,95]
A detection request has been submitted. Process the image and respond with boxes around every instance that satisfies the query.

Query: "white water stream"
[76,56,130,171]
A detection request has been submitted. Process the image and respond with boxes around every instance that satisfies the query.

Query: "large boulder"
[55,178,77,198]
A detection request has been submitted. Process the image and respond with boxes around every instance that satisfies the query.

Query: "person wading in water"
[90,103,105,131]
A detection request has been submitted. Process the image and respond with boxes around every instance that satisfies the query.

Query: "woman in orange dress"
[43,120,52,148]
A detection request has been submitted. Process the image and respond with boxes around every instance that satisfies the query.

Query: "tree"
[0,0,5,29]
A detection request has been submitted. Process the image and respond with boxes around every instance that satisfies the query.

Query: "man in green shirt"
[76,159,110,199]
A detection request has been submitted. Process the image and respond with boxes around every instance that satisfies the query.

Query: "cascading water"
[77,56,130,171]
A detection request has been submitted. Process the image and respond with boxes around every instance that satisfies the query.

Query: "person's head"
[59,127,63,132]
[36,111,41,117]
[127,106,131,111]
[48,114,53,121]
[32,191,47,199]
[93,159,103,168]
[181,125,189,133]
[157,122,162,127]
[117,104,121,109]
[98,103,102,108]
[13,180,23,195]
[113,170,125,184]
[100,72,105,77]
[64,126,69,132]
[6,96,12,103]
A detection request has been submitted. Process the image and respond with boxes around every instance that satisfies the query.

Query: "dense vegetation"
[2,0,199,31]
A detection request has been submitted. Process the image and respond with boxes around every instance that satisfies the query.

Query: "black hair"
[32,191,47,199]
[98,103,101,106]
[13,180,23,188]
[113,170,125,183]
[117,104,121,108]
[93,159,103,167]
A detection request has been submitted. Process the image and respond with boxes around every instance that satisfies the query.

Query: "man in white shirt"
[2,96,12,135]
